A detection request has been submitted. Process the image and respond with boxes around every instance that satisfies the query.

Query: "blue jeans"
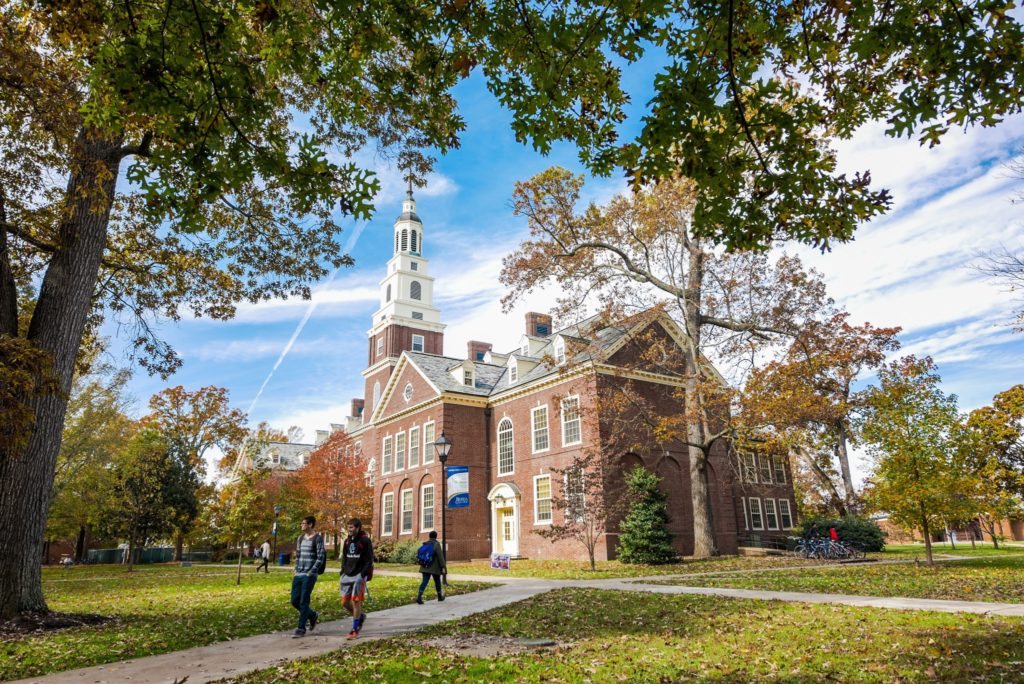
[291,574,318,631]
[418,572,442,598]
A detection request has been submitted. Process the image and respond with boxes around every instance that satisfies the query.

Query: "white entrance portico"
[487,483,521,557]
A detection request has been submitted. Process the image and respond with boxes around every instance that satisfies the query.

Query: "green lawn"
[881,542,1024,558]
[0,564,491,681]
[651,555,1024,603]
[381,554,821,580]
[224,588,1024,683]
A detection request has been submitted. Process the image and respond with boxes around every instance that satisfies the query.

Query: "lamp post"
[272,504,282,565]
[433,432,453,565]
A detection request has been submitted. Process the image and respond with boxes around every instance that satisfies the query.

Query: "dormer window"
[463,368,474,386]
[521,343,529,356]
[554,339,566,364]
[509,364,518,384]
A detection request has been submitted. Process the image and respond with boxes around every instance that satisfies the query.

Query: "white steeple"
[369,182,444,339]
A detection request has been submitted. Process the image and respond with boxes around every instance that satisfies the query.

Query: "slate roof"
[400,313,648,399]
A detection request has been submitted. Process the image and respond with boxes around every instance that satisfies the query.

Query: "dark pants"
[256,557,269,573]
[291,574,318,631]
[418,572,443,598]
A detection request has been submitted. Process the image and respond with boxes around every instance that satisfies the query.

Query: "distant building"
[340,188,797,561]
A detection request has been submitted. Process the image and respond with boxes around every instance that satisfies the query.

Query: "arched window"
[401,229,408,251]
[410,280,422,300]
[385,284,391,302]
[411,230,418,253]
[497,418,514,475]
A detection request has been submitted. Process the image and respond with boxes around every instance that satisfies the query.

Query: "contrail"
[244,220,369,417]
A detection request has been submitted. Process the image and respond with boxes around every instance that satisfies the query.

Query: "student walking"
[339,518,373,640]
[255,539,271,574]
[290,516,326,638]
[415,530,446,604]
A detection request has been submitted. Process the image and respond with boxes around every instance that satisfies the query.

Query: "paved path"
[14,571,1024,684]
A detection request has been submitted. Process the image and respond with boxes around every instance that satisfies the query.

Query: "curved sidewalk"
[13,572,1024,684]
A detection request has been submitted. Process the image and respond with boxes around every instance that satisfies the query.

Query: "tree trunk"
[74,525,87,562]
[0,129,122,618]
[834,425,858,512]
[683,242,716,558]
[236,541,243,586]
[797,446,848,517]
[920,502,933,566]
[174,533,184,562]
[127,528,137,573]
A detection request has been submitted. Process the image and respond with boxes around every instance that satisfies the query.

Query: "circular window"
[403,383,414,402]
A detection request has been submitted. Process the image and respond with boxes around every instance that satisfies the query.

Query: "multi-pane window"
[554,340,566,364]
[421,484,434,531]
[382,493,394,535]
[748,497,764,530]
[410,261,418,271]
[561,396,581,445]
[381,436,393,474]
[409,427,420,467]
[534,475,552,524]
[395,432,406,470]
[758,455,773,484]
[565,466,586,521]
[463,368,474,386]
[412,334,424,352]
[497,418,514,475]
[423,422,435,463]
[773,456,787,484]
[778,499,794,529]
[401,489,413,533]
[742,453,758,483]
[763,498,779,530]
[531,406,549,452]
[509,364,518,383]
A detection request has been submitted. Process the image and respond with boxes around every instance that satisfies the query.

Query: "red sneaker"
[346,629,359,640]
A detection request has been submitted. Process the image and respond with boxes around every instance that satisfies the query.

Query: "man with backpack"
[255,538,271,574]
[291,516,326,638]
[415,530,446,604]
[340,518,373,640]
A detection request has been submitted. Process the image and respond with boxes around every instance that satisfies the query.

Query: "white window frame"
[463,368,474,386]
[400,488,414,534]
[382,492,394,535]
[531,406,549,453]
[420,484,434,531]
[422,421,435,464]
[409,426,420,467]
[509,364,518,384]
[564,467,586,522]
[554,339,566,364]
[758,455,773,484]
[497,418,515,476]
[742,497,750,531]
[395,431,406,470]
[381,435,393,474]
[748,497,764,531]
[301,452,310,466]
[533,474,552,524]
[412,334,424,352]
[376,337,384,357]
[778,499,794,529]
[773,456,787,484]
[560,396,582,446]
[742,453,758,483]
[763,498,779,530]
[270,450,280,466]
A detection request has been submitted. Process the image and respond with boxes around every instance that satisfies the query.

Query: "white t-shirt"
[260,542,271,558]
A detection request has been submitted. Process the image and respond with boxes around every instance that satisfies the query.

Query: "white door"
[498,507,519,556]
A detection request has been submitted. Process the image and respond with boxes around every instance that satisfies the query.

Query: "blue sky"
[109,68,1024,479]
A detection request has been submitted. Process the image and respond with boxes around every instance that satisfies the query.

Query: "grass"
[880,542,1024,558]
[650,554,1024,603]
[224,588,1024,683]
[0,564,492,681]
[380,554,822,580]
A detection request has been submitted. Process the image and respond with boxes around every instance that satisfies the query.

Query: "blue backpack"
[416,541,435,568]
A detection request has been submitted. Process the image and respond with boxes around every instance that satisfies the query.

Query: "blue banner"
[446,465,469,508]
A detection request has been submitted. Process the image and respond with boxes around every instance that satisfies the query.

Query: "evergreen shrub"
[617,465,678,564]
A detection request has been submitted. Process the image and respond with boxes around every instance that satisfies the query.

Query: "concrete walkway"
[14,572,1024,684]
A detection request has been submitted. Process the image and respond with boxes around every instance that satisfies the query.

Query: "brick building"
[347,189,797,560]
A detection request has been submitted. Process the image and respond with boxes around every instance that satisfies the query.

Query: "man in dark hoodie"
[339,518,373,639]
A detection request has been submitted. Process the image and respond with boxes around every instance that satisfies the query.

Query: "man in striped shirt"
[291,516,326,638]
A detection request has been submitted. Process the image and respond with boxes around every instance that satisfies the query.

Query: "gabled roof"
[405,352,504,397]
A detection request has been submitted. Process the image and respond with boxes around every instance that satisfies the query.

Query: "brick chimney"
[467,340,492,361]
[350,398,365,418]
[525,312,553,337]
